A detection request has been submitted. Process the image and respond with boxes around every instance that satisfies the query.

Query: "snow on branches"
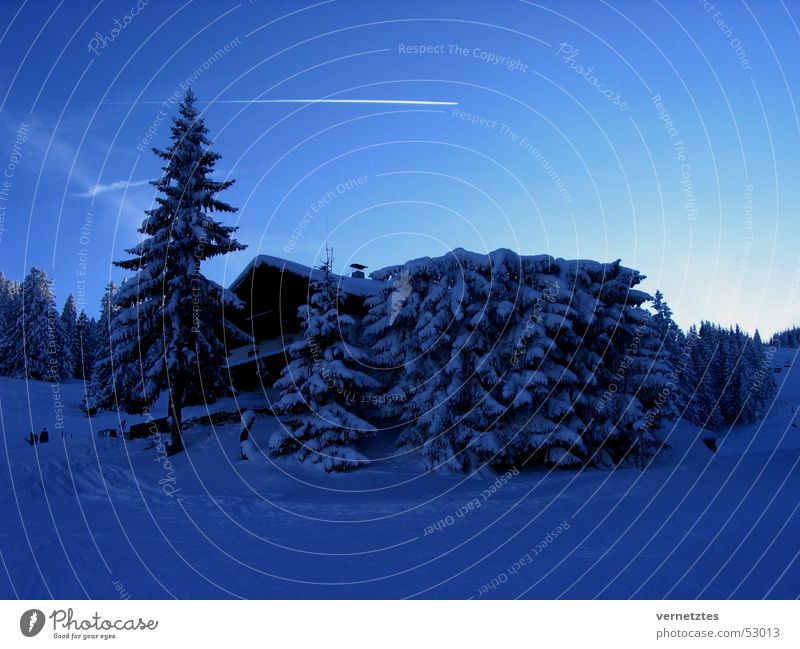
[360,248,683,471]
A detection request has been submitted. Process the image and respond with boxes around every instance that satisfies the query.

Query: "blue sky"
[0,0,798,335]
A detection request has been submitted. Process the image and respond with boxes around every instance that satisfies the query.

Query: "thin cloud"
[76,179,152,198]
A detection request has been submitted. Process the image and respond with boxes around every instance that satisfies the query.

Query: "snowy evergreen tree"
[685,323,724,431]
[271,251,379,471]
[444,250,587,471]
[362,264,432,426]
[402,258,475,471]
[75,311,97,381]
[363,250,704,471]
[443,250,545,470]
[651,290,686,380]
[59,294,78,379]
[85,282,119,413]
[396,284,455,462]
[364,250,500,471]
[0,268,60,380]
[0,273,20,376]
[500,261,590,468]
[111,89,247,452]
[651,291,691,414]
[363,261,473,469]
[680,326,710,428]
[621,297,681,467]
[750,330,776,409]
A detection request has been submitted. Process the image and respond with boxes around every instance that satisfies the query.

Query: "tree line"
[0,268,99,383]
[770,326,800,348]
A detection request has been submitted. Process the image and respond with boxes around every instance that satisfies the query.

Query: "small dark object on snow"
[127,422,149,439]
[702,437,717,452]
[128,417,170,440]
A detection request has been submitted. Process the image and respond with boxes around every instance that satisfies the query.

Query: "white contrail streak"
[103,99,458,106]
[213,99,459,105]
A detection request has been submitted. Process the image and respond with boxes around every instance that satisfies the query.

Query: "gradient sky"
[0,0,798,335]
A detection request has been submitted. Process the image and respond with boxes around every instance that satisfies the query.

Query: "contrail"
[103,99,458,106]
[212,99,458,105]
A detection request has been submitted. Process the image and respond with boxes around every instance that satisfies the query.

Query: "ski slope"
[0,348,798,599]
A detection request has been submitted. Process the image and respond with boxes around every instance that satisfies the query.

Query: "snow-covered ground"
[1,349,799,599]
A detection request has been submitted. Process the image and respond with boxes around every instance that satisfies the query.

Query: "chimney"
[350,263,367,279]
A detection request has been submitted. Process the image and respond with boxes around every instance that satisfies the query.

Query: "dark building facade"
[227,255,382,390]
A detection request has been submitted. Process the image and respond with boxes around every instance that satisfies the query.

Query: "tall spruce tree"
[85,282,119,413]
[111,89,246,453]
[60,294,78,379]
[75,311,96,380]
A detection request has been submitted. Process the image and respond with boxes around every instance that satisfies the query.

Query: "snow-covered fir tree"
[364,250,500,471]
[271,251,379,472]
[499,258,590,468]
[684,323,724,431]
[436,250,585,471]
[441,250,524,470]
[0,272,14,319]
[678,326,707,428]
[560,262,664,468]
[364,250,682,471]
[74,311,97,381]
[372,255,467,470]
[650,290,691,414]
[0,273,20,376]
[402,257,476,471]
[111,89,246,452]
[59,294,78,379]
[0,267,61,381]
[85,282,119,413]
[362,264,432,426]
[749,329,776,410]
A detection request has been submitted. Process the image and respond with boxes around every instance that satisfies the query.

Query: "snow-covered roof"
[229,254,384,298]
